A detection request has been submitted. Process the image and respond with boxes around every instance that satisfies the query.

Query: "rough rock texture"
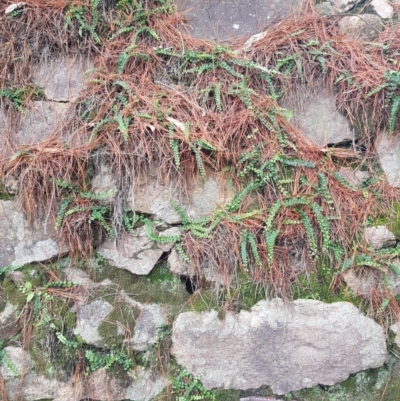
[371,0,394,19]
[338,167,368,188]
[377,132,400,188]
[169,247,228,284]
[2,347,166,401]
[73,299,113,347]
[32,57,93,102]
[1,346,74,401]
[130,171,233,224]
[338,14,383,41]
[97,226,180,275]
[328,0,363,13]
[15,101,68,146]
[90,162,117,204]
[132,303,167,351]
[364,226,396,250]
[172,299,387,395]
[176,0,300,41]
[281,85,353,147]
[0,200,66,268]
[316,1,334,14]
[0,303,18,340]
[343,263,400,297]
[391,322,400,347]
[87,367,166,401]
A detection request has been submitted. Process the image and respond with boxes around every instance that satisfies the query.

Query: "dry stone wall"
[2,1,400,401]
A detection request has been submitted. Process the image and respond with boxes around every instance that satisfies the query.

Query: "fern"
[276,155,315,168]
[169,124,181,170]
[214,82,222,112]
[240,230,249,271]
[300,211,317,257]
[266,201,281,230]
[332,171,357,191]
[247,232,262,267]
[56,197,73,229]
[389,96,400,134]
[310,202,331,251]
[175,242,191,263]
[265,229,280,268]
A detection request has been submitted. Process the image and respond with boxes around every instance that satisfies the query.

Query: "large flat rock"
[377,132,400,188]
[176,0,300,41]
[281,85,353,147]
[172,299,387,395]
[0,200,66,268]
[32,57,93,102]
[14,101,68,146]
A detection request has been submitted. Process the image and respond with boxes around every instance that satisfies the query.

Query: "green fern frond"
[310,202,331,251]
[240,230,249,270]
[214,82,222,112]
[266,201,281,230]
[389,96,400,134]
[265,229,280,268]
[332,171,357,191]
[300,210,317,257]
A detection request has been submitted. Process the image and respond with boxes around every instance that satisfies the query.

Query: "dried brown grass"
[0,0,400,311]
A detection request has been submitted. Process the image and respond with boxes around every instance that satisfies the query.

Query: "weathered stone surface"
[328,0,363,13]
[0,200,66,268]
[338,167,368,188]
[391,322,400,347]
[130,171,233,224]
[338,14,383,42]
[1,346,74,401]
[97,226,179,275]
[343,262,400,297]
[316,1,334,14]
[169,247,227,284]
[0,303,18,340]
[377,132,400,188]
[172,299,387,395]
[32,57,93,102]
[132,304,167,351]
[90,162,118,204]
[281,85,353,147]
[176,0,300,42]
[371,0,394,19]
[14,101,68,146]
[124,369,167,401]
[87,367,166,401]
[2,347,166,401]
[364,226,396,250]
[73,299,113,347]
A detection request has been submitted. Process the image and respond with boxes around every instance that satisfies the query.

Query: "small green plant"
[366,70,400,133]
[65,0,101,43]
[0,85,43,111]
[0,340,20,377]
[172,368,215,401]
[85,348,134,373]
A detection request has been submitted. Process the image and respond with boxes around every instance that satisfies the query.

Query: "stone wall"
[1,1,400,401]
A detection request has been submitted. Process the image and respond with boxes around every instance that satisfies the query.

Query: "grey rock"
[125,368,167,401]
[338,167,368,188]
[391,322,400,347]
[328,0,363,13]
[176,0,301,42]
[130,170,233,224]
[0,200,66,268]
[172,299,387,395]
[32,57,93,102]
[0,303,18,340]
[364,226,396,250]
[64,267,94,286]
[1,346,74,401]
[316,2,334,15]
[338,14,383,42]
[97,226,177,275]
[2,347,166,401]
[343,261,400,297]
[132,304,167,351]
[73,299,113,347]
[280,85,353,147]
[377,132,400,188]
[15,101,68,146]
[90,162,118,204]
[169,247,228,284]
[87,367,166,401]
[371,0,394,19]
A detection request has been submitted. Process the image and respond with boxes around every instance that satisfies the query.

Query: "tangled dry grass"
[0,0,400,318]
